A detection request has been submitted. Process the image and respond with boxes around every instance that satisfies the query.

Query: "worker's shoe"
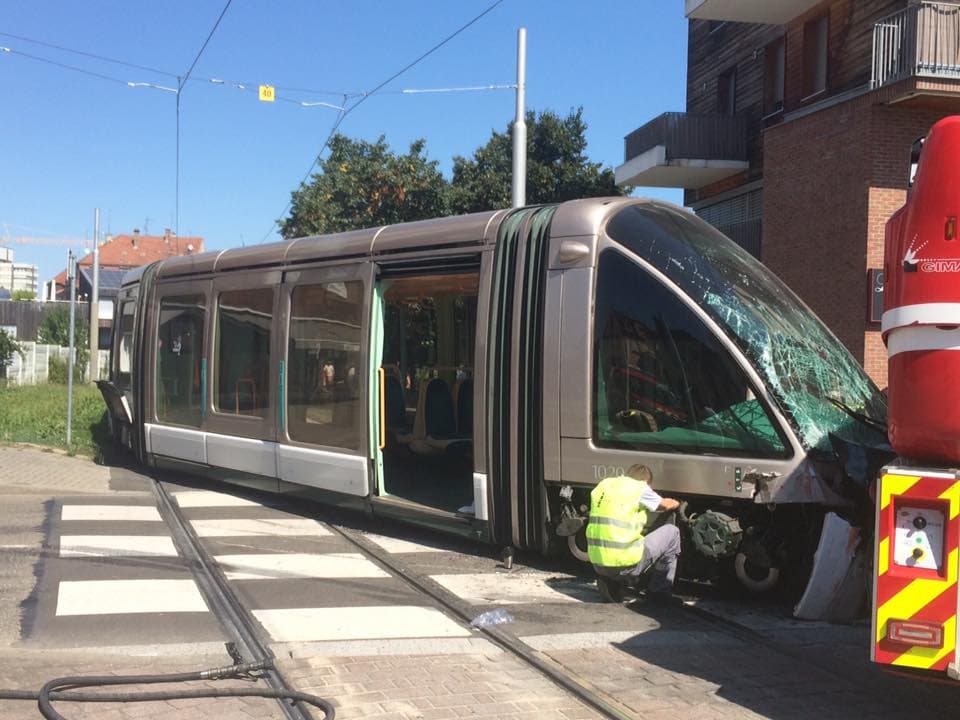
[596,576,627,603]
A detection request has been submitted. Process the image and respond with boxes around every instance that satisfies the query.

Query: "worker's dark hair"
[626,464,653,484]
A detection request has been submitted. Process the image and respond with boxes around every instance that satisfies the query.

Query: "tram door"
[277,264,373,497]
[372,264,481,516]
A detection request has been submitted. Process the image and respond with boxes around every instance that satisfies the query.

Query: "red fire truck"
[872,116,960,678]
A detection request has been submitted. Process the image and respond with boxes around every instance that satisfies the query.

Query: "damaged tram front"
[554,201,884,618]
[103,198,884,621]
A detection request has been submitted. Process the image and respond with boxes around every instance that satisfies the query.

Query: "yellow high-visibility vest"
[586,475,648,568]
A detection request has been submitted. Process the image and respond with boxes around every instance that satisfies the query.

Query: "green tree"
[37,306,88,380]
[449,108,628,214]
[280,134,449,238]
[0,329,23,381]
[11,290,36,301]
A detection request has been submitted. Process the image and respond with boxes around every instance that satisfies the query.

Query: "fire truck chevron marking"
[880,474,921,510]
[874,474,960,673]
[876,548,958,643]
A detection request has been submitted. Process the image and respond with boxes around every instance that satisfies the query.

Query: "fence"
[873,2,960,88]
[0,301,90,342]
[3,342,110,386]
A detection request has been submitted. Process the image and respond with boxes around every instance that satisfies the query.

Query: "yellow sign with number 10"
[258,85,276,103]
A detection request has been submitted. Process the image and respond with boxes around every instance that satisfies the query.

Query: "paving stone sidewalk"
[0,649,288,720]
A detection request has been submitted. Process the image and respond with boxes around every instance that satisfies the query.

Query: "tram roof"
[125,197,666,285]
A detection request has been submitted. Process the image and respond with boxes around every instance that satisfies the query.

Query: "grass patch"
[0,383,110,461]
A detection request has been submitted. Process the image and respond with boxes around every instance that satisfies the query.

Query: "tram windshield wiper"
[826,397,887,435]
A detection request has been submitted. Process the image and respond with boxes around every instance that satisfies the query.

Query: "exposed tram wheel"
[567,529,591,563]
[734,551,781,593]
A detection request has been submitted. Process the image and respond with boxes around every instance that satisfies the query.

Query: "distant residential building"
[0,246,40,296]
[53,228,204,301]
[616,0,960,387]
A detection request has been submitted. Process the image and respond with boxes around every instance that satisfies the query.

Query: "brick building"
[617,0,960,387]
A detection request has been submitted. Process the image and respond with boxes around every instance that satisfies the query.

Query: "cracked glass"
[606,203,887,454]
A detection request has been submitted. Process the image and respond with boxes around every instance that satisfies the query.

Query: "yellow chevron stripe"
[876,547,959,644]
[891,615,957,669]
[881,473,921,510]
[878,537,889,577]
[938,481,960,520]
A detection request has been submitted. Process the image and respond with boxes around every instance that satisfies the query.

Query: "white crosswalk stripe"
[56,579,209,616]
[192,518,331,537]
[214,552,389,580]
[252,606,471,642]
[59,535,178,557]
[429,571,593,605]
[173,491,262,508]
[61,505,162,522]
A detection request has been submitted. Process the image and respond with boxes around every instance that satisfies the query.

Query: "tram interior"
[381,272,479,514]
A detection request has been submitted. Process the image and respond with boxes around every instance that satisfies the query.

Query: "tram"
[99,197,887,602]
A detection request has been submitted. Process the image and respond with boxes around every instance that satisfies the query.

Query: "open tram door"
[368,253,492,541]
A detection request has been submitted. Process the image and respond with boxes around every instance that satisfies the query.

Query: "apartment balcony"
[685,0,822,25]
[873,2,960,91]
[615,112,748,189]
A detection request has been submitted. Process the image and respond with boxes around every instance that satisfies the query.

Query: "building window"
[717,67,736,115]
[803,14,828,98]
[763,37,785,115]
[215,288,273,417]
[287,281,365,451]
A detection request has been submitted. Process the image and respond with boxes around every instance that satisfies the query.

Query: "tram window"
[382,274,478,405]
[115,301,135,390]
[593,250,787,458]
[287,281,364,451]
[215,288,273,417]
[156,295,205,427]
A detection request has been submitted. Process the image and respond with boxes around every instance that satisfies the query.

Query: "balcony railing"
[624,112,747,164]
[872,2,960,88]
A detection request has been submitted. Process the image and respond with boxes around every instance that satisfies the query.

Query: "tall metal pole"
[89,208,100,382]
[511,27,527,209]
[66,250,76,446]
[176,79,181,237]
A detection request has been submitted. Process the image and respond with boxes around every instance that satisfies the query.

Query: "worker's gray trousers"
[597,524,682,595]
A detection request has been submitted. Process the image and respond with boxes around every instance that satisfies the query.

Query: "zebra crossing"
[27,486,604,655]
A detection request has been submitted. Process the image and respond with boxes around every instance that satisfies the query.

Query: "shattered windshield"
[605,203,887,453]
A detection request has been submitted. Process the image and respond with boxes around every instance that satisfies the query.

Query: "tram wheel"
[733,551,780,593]
[567,530,590,563]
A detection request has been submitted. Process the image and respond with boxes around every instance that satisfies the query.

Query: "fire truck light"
[888,619,944,649]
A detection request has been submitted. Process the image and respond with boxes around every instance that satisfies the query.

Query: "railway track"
[146,472,946,720]
[151,472,637,720]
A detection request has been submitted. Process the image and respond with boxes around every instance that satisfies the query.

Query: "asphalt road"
[1,445,957,720]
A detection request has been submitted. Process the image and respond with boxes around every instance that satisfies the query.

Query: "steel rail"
[327,524,636,720]
[151,475,317,720]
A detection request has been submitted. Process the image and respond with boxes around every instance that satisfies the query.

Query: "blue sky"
[0,1,687,286]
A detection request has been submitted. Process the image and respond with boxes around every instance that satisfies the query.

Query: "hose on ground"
[0,660,335,720]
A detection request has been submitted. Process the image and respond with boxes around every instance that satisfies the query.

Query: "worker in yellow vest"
[587,464,681,603]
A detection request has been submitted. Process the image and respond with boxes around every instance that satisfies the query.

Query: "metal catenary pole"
[66,250,76,446]
[511,27,527,209]
[89,208,100,382]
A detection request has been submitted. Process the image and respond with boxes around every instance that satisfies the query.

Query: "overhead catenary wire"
[0,30,177,78]
[258,0,506,243]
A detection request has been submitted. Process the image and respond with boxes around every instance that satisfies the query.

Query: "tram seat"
[409,377,471,456]
[454,378,473,435]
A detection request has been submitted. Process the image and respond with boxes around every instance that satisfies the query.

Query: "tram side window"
[115,301,135,390]
[593,250,787,458]
[287,281,364,451]
[215,288,273,417]
[157,295,205,427]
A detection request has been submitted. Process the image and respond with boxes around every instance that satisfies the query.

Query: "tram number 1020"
[592,465,625,480]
